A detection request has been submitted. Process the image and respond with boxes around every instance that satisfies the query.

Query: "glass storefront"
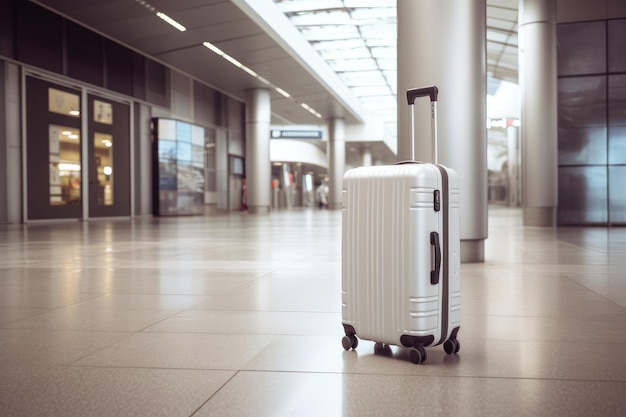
[26,75,131,220]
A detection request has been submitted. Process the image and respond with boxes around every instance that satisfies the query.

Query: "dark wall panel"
[609,74,626,126]
[146,59,169,107]
[609,166,626,223]
[558,127,607,165]
[105,40,133,96]
[557,21,606,76]
[193,81,221,126]
[608,19,626,73]
[132,53,146,101]
[558,76,606,128]
[14,1,172,107]
[67,22,104,86]
[558,167,608,224]
[0,0,14,58]
[15,1,63,74]
[557,19,626,225]
[226,97,245,134]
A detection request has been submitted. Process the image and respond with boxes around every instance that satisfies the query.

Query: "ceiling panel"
[33,0,520,141]
[34,0,366,126]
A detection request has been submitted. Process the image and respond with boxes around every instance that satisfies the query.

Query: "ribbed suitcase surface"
[341,163,461,363]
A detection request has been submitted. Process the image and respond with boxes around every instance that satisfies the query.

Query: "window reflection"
[49,125,81,205]
[94,132,114,206]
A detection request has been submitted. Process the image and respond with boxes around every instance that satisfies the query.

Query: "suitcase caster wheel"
[410,347,427,364]
[444,338,460,354]
[374,343,392,356]
[342,335,358,350]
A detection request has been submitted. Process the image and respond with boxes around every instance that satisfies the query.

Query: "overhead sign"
[271,130,323,139]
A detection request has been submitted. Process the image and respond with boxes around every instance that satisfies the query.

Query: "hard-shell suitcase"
[341,86,461,364]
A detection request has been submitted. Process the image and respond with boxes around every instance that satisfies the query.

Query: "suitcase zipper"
[434,165,449,346]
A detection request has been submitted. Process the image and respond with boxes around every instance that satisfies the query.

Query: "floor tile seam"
[134,308,192,333]
[210,256,320,298]
[14,361,626,385]
[0,327,135,335]
[187,307,341,313]
[65,363,241,373]
[130,329,626,344]
[0,293,110,327]
[461,308,626,322]
[188,370,240,417]
[0,290,217,297]
[551,238,622,256]
[516,250,553,265]
[2,301,212,313]
[448,337,626,346]
[215,369,626,384]
[559,274,626,311]
[459,308,626,318]
[460,288,618,297]
[65,331,140,367]
[564,270,626,277]
[461,302,626,319]
[180,309,341,315]
[137,329,344,338]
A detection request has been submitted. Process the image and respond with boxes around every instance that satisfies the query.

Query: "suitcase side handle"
[406,86,438,104]
[430,231,441,285]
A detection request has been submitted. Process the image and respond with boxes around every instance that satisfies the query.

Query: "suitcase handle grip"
[430,232,441,285]
[407,86,439,163]
[407,86,438,104]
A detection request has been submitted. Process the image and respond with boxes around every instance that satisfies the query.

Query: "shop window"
[94,132,114,206]
[49,125,81,206]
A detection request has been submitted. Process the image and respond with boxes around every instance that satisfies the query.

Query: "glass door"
[87,94,131,217]
[26,76,83,220]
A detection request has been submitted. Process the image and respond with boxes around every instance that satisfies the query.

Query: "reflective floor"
[1,206,625,417]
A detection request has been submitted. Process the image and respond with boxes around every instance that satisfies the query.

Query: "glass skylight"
[273,0,397,134]
[273,0,519,138]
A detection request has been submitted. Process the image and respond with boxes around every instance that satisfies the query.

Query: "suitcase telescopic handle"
[406,86,438,104]
[406,86,438,164]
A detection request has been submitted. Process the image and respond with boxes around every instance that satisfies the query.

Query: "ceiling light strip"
[134,0,186,32]
[156,12,186,32]
[202,42,321,119]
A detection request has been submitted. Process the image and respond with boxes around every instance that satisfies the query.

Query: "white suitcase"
[341,86,461,364]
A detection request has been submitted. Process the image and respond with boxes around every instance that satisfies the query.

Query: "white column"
[245,88,271,214]
[519,0,558,226]
[507,126,521,207]
[1,62,21,223]
[327,117,345,210]
[361,146,372,167]
[397,0,488,262]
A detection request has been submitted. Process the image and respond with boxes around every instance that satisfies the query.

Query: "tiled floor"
[1,206,625,417]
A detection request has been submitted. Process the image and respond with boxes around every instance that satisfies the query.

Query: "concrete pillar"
[327,117,345,210]
[361,146,372,167]
[518,0,557,226]
[1,62,21,223]
[245,88,271,214]
[507,126,521,207]
[398,0,487,262]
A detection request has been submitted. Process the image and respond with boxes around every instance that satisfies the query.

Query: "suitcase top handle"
[407,86,438,104]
